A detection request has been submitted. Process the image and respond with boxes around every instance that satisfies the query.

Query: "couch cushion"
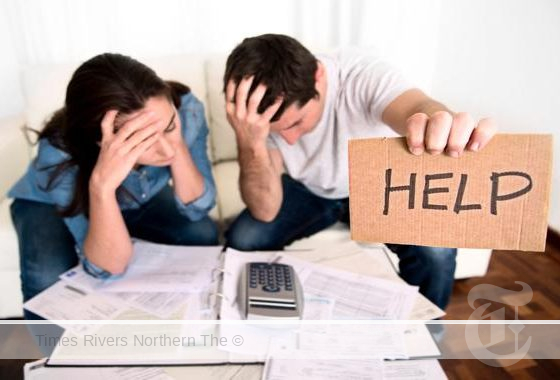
[0,115,29,200]
[213,160,244,221]
[205,55,238,162]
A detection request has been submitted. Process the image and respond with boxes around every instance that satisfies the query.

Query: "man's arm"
[225,77,285,222]
[382,88,497,157]
[238,145,284,222]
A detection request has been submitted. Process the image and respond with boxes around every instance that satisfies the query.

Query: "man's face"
[269,96,324,145]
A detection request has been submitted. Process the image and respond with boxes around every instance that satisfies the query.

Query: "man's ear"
[314,61,325,82]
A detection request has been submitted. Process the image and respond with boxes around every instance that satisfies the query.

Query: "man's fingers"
[234,76,254,119]
[100,110,119,141]
[247,83,267,116]
[261,97,283,122]
[467,117,497,152]
[446,112,475,157]
[225,80,237,117]
[405,113,429,155]
[425,111,453,154]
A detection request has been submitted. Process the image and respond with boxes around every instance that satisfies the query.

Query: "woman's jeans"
[226,175,457,310]
[11,185,219,319]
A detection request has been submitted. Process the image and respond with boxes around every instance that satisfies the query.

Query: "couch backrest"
[21,54,238,164]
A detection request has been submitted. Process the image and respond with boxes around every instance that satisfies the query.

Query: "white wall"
[0,0,442,119]
[1,0,557,228]
[432,0,560,230]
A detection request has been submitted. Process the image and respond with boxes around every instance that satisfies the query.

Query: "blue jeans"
[226,175,456,310]
[11,185,219,319]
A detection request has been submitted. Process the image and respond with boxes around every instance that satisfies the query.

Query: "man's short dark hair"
[223,34,319,121]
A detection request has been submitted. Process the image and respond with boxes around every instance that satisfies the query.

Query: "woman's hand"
[90,110,160,195]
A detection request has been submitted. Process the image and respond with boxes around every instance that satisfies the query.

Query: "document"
[262,341,446,380]
[25,358,174,379]
[112,291,195,319]
[23,282,126,334]
[383,359,447,379]
[264,357,383,380]
[60,241,222,293]
[279,255,419,320]
[297,324,408,359]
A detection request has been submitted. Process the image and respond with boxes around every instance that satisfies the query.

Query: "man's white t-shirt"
[268,50,413,199]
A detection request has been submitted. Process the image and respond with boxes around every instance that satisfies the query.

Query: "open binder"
[40,242,441,367]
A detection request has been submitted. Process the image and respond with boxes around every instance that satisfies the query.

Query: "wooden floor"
[2,234,560,379]
[440,235,560,379]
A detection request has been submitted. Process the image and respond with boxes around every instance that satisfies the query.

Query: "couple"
[9,34,497,319]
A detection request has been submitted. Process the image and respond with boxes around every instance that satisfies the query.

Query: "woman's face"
[116,96,181,167]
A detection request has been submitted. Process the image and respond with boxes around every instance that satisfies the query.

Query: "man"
[223,34,496,310]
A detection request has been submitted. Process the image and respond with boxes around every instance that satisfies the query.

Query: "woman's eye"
[164,123,176,133]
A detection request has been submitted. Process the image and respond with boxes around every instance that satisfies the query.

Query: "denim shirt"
[8,93,216,278]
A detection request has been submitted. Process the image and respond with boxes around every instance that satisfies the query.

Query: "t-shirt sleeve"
[338,50,414,124]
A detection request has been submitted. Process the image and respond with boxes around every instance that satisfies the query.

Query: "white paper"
[383,359,447,380]
[297,324,409,360]
[402,324,441,359]
[24,282,126,334]
[113,291,192,319]
[24,358,173,380]
[60,242,222,293]
[279,255,418,320]
[262,340,384,380]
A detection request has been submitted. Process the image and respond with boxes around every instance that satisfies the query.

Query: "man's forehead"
[275,103,305,127]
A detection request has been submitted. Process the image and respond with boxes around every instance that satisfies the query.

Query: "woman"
[9,53,219,316]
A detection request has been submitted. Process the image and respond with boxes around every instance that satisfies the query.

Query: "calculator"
[239,262,304,320]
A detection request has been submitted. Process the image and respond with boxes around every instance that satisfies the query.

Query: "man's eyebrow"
[285,118,302,130]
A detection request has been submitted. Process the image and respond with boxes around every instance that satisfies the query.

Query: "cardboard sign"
[349,134,553,251]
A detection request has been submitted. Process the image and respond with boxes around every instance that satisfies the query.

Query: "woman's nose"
[155,136,175,157]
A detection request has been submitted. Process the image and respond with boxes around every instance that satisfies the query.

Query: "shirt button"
[141,193,146,199]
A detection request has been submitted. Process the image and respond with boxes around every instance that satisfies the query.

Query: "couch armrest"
[0,114,30,201]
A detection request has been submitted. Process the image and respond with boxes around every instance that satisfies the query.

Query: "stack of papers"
[23,240,445,377]
[24,242,222,326]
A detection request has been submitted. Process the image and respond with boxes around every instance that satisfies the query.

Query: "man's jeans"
[11,185,219,320]
[226,175,456,310]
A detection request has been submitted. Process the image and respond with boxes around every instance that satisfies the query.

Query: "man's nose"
[280,128,304,145]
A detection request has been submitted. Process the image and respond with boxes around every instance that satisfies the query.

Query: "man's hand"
[225,76,283,150]
[382,89,498,157]
[405,111,497,157]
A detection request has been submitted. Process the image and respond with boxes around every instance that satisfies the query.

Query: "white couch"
[0,54,492,318]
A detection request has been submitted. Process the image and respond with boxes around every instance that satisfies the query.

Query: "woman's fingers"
[100,110,119,141]
[113,111,158,144]
[119,121,160,155]
[129,132,159,160]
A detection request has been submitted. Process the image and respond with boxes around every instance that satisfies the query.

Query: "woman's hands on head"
[89,109,160,195]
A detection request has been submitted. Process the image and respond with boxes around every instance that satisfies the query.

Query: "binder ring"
[211,267,231,281]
